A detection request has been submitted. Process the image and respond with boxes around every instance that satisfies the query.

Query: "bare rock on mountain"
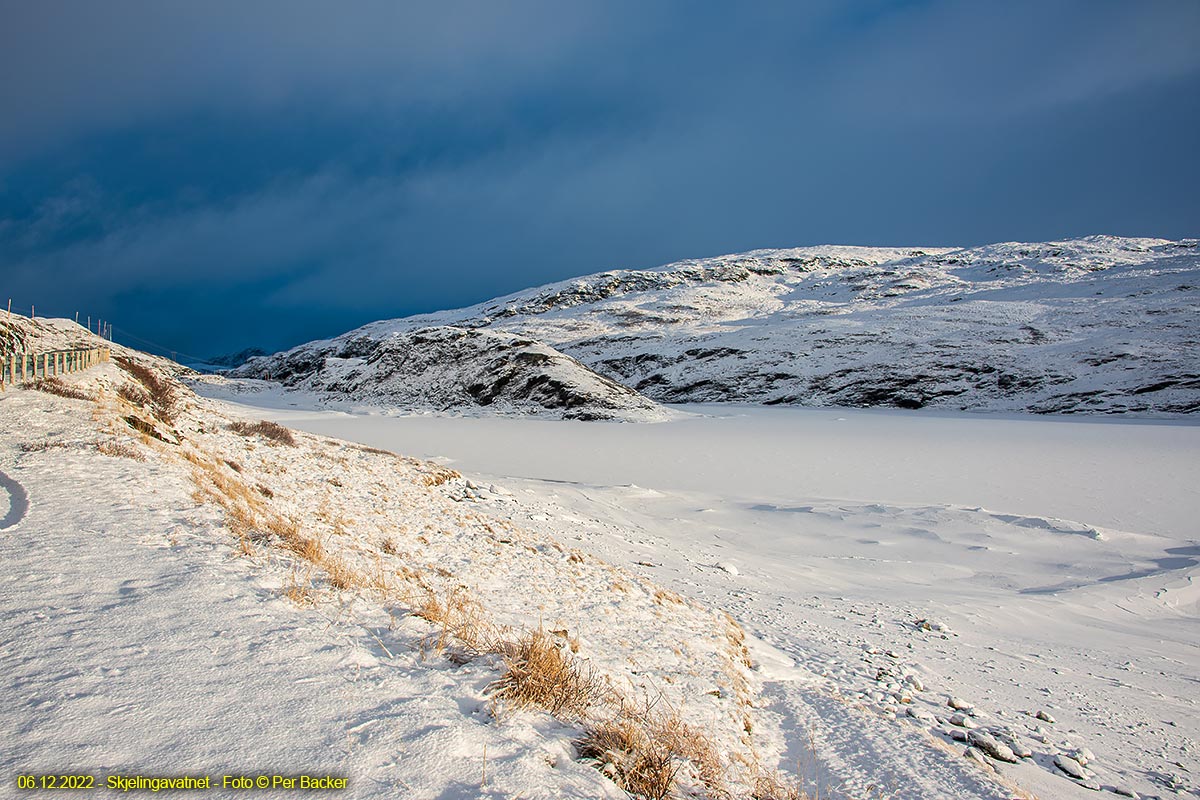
[235,326,670,422]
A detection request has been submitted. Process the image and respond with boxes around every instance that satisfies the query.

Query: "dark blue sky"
[2,1,1198,359]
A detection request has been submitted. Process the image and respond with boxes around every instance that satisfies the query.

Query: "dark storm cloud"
[1,0,1198,357]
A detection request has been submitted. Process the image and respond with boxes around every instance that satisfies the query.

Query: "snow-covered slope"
[247,235,1200,417]
[0,316,805,798]
[234,325,671,421]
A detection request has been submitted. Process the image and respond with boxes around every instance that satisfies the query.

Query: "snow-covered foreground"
[8,319,898,800]
[220,398,1200,799]
[1,381,639,799]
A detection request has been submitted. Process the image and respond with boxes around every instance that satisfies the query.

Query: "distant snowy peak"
[249,236,1200,417]
[235,326,672,421]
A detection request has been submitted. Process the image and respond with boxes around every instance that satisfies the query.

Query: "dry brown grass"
[285,532,327,563]
[415,587,493,654]
[19,439,69,453]
[186,447,375,593]
[28,376,94,401]
[354,443,397,457]
[653,587,686,605]
[752,771,810,800]
[489,628,604,720]
[117,382,151,407]
[577,716,680,800]
[96,439,146,461]
[283,568,319,606]
[417,464,461,487]
[114,356,179,423]
[228,419,296,446]
[186,450,279,554]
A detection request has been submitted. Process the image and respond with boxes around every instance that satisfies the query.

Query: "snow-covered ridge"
[236,325,672,421]
[245,234,1200,417]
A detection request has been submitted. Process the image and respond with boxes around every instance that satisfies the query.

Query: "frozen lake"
[226,401,1200,541]
[207,392,1200,798]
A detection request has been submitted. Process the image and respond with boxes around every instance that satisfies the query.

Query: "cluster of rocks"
[445,477,513,504]
[927,696,1139,797]
[859,651,1143,800]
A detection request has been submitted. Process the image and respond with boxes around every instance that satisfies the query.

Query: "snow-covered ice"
[224,399,1200,799]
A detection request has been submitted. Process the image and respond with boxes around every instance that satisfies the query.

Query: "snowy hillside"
[236,325,670,421]
[0,315,804,798]
[242,235,1200,417]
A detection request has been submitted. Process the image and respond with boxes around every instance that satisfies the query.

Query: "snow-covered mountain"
[236,325,671,421]
[239,235,1200,417]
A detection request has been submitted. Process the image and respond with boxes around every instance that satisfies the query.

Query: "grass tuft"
[752,771,811,800]
[117,382,151,408]
[114,356,179,423]
[229,419,296,446]
[28,376,93,401]
[415,588,492,654]
[577,717,680,800]
[97,440,146,461]
[490,628,603,720]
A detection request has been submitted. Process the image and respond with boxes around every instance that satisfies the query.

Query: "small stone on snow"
[906,707,935,724]
[948,696,974,712]
[994,729,1032,759]
[967,730,1018,763]
[1053,754,1087,780]
[1072,747,1095,766]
